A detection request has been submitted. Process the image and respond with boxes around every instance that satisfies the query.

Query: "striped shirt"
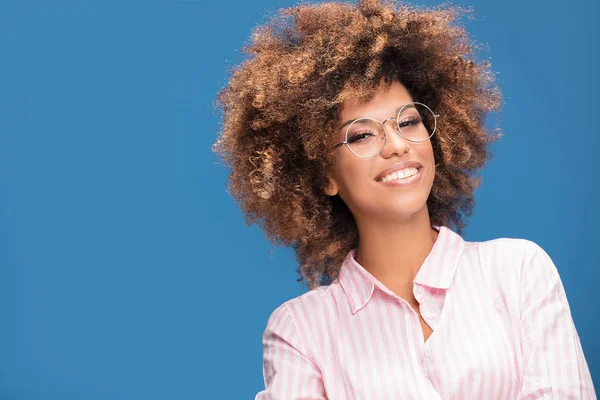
[255,225,597,399]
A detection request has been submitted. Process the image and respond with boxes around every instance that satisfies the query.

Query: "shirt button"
[425,311,435,319]
[426,348,433,358]
[415,287,424,300]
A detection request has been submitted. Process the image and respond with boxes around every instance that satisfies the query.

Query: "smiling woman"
[212,0,596,398]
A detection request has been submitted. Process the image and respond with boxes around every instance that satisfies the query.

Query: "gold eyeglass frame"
[332,102,440,159]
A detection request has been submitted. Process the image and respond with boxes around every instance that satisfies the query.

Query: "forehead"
[338,80,414,120]
[336,80,415,130]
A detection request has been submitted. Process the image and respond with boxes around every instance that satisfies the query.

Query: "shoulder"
[458,235,554,304]
[464,237,547,270]
[265,284,338,323]
[471,236,568,319]
[263,282,346,341]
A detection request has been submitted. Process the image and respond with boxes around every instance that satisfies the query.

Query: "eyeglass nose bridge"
[382,116,399,128]
[370,117,408,158]
[380,116,404,140]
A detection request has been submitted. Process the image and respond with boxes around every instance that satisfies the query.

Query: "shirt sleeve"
[255,303,327,400]
[517,242,597,399]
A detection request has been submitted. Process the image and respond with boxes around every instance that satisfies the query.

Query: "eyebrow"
[338,102,414,131]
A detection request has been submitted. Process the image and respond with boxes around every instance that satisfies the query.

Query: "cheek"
[420,143,436,167]
[338,167,371,194]
[334,159,373,199]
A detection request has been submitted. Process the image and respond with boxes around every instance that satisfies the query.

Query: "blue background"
[0,0,598,398]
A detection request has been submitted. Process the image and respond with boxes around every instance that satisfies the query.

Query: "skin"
[325,79,438,340]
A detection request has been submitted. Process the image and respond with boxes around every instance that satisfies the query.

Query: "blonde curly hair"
[213,0,502,289]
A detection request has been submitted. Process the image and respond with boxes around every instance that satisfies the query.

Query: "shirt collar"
[337,225,465,314]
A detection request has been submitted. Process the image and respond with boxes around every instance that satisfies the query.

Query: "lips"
[375,161,423,182]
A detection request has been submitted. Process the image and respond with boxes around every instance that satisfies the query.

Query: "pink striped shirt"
[255,225,597,399]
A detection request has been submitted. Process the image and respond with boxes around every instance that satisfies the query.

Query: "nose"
[379,118,410,158]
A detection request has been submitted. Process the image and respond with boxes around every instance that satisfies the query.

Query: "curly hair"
[213,0,502,290]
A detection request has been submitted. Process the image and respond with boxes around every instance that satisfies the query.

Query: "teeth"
[380,167,419,182]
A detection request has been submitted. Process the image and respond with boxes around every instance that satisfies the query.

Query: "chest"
[316,291,522,399]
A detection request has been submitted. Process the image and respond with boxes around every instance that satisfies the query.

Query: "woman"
[213,0,596,398]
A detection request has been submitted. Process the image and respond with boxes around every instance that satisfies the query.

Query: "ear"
[324,176,339,197]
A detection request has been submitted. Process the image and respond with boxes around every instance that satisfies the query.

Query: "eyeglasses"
[332,102,439,158]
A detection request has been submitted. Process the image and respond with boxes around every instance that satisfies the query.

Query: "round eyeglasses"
[332,102,439,158]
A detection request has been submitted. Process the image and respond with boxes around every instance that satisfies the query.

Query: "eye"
[398,116,422,129]
[348,130,376,143]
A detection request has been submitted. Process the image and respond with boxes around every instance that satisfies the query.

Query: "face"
[324,79,436,224]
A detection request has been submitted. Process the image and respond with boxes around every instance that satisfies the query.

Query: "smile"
[376,167,422,186]
[377,167,419,182]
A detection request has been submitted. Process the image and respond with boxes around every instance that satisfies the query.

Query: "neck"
[354,206,438,296]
